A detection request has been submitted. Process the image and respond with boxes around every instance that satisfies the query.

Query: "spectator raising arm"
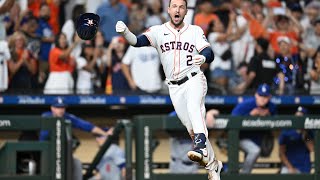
[0,0,15,15]
[59,34,82,60]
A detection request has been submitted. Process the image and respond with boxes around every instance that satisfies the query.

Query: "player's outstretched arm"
[116,21,137,45]
[116,21,150,47]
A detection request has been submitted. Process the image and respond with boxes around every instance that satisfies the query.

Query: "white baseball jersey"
[142,22,217,172]
[143,22,210,80]
[122,46,162,92]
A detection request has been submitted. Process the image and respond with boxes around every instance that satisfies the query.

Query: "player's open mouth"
[174,14,180,21]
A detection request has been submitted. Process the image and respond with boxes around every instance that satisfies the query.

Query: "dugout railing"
[0,116,72,180]
[83,119,134,180]
[130,115,320,180]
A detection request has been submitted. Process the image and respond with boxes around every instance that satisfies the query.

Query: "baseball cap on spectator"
[51,97,67,108]
[257,84,271,96]
[277,36,291,44]
[296,106,308,115]
[272,7,290,22]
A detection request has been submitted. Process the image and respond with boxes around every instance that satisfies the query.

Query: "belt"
[169,72,197,85]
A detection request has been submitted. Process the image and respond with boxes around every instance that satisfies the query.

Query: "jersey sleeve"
[231,103,248,116]
[195,26,210,52]
[269,103,277,115]
[65,113,95,132]
[278,131,288,145]
[122,46,134,65]
[142,25,159,47]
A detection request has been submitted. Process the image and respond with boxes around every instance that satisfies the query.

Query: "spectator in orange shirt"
[264,8,303,55]
[28,0,41,17]
[47,0,60,35]
[44,33,81,94]
[194,0,218,35]
[242,0,268,39]
[28,0,60,35]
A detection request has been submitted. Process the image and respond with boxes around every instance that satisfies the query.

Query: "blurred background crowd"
[0,0,320,95]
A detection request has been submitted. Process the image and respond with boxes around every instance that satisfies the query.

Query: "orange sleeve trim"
[198,44,210,52]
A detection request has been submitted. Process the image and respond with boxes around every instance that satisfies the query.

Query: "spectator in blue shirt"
[36,3,55,86]
[231,84,277,174]
[96,0,129,46]
[279,106,314,174]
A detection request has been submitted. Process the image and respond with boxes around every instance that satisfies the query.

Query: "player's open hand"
[193,55,205,66]
[116,21,128,34]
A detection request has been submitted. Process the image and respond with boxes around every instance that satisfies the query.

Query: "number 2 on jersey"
[186,55,192,66]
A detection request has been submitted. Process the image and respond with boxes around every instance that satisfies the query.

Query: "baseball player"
[279,106,314,174]
[116,0,222,179]
[40,97,111,180]
[231,84,277,173]
[89,130,126,180]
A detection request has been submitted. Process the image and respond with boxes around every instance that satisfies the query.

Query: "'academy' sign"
[0,120,11,127]
[242,119,292,128]
[304,117,320,129]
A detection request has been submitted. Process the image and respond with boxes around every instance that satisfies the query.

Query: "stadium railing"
[131,115,320,180]
[0,116,72,180]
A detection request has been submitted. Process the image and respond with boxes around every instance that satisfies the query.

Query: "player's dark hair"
[169,0,188,8]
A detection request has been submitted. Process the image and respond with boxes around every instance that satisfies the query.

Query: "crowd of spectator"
[0,0,320,95]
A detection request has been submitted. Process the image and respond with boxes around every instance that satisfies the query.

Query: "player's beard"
[170,15,185,28]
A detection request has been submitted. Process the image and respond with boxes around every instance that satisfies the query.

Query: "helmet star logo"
[84,18,94,26]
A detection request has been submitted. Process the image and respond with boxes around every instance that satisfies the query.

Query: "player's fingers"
[116,21,126,33]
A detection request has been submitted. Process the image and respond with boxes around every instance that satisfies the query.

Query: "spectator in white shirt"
[76,40,99,94]
[0,41,11,92]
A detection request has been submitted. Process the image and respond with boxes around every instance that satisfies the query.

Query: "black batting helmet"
[76,13,100,40]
